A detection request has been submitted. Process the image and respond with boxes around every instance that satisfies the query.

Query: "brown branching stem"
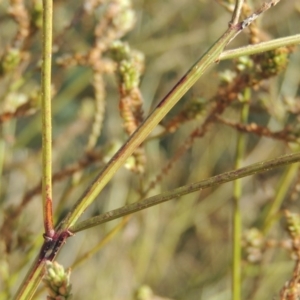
[215,116,299,143]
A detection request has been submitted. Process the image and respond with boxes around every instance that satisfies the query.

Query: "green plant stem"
[41,0,54,236]
[14,257,46,300]
[231,0,244,25]
[70,152,300,233]
[219,34,300,61]
[232,89,250,300]
[14,1,54,298]
[58,24,243,231]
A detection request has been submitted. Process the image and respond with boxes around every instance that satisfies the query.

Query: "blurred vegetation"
[0,0,300,299]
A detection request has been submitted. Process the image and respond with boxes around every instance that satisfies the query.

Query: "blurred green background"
[0,0,300,299]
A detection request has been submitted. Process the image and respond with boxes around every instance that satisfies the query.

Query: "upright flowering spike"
[43,261,72,300]
[110,40,146,173]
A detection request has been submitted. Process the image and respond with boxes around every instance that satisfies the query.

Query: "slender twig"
[14,256,47,300]
[220,34,300,61]
[41,0,54,238]
[215,116,299,142]
[231,0,244,25]
[232,89,249,300]
[70,152,300,233]
[241,0,281,26]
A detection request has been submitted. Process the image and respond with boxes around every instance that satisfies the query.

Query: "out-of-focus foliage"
[0,0,300,299]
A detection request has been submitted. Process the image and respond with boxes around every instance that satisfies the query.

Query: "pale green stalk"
[41,0,54,236]
[13,1,53,298]
[14,257,46,300]
[70,152,300,233]
[232,89,250,300]
[231,0,244,25]
[220,34,300,61]
[223,4,246,295]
